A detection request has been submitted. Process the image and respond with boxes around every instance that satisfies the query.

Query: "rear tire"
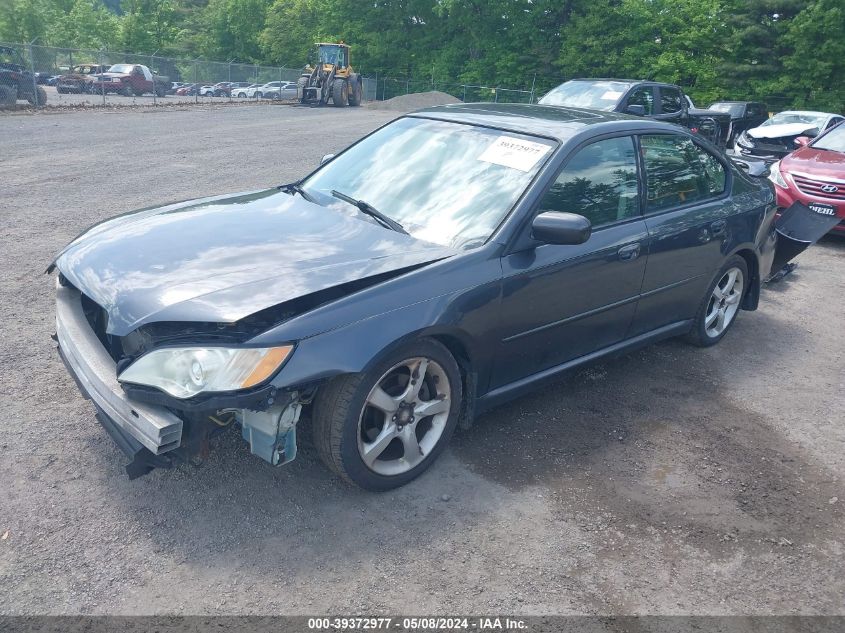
[312,338,462,490]
[348,76,362,106]
[26,86,47,106]
[0,85,16,106]
[686,255,748,347]
[332,78,348,107]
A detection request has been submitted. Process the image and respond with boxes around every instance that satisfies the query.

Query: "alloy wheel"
[357,357,452,476]
[705,267,744,338]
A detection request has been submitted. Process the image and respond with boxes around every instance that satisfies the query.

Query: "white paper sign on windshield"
[601,90,623,100]
[478,135,551,172]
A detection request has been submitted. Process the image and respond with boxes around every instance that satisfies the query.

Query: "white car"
[247,81,298,99]
[232,83,261,98]
[735,110,845,158]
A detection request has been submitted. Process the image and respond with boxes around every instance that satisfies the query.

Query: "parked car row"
[164,80,299,99]
[538,78,845,241]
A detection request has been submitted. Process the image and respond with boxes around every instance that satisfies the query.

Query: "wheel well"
[735,248,760,310]
[429,334,477,431]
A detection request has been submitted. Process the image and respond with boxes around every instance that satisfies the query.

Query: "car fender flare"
[725,242,761,310]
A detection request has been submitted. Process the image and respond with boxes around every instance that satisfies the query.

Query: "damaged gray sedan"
[52,104,813,490]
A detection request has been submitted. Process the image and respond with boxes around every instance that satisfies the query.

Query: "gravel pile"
[367,90,460,111]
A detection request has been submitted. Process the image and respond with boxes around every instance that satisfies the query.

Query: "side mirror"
[626,104,646,116]
[531,212,592,245]
[320,153,335,165]
[803,127,820,138]
[794,136,812,147]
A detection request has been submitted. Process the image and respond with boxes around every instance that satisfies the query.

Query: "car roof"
[778,110,838,117]
[410,102,682,143]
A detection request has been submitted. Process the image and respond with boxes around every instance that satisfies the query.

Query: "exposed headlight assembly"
[119,345,293,399]
[768,161,788,188]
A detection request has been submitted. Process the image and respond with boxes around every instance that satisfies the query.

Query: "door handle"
[618,243,641,261]
[710,219,727,235]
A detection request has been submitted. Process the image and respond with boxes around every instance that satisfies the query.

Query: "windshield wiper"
[278,181,316,203]
[330,189,408,235]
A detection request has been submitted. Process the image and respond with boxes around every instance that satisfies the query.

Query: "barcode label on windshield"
[478,135,551,172]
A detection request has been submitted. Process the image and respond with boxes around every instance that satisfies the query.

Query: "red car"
[771,122,845,235]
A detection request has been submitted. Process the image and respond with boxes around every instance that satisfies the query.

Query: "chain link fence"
[3,42,540,110]
[368,76,536,103]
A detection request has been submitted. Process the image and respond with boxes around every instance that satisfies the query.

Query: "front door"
[491,135,648,390]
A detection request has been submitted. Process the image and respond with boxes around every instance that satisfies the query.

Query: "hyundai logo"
[821,184,839,193]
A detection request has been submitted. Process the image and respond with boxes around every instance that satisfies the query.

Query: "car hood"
[53,189,456,336]
[748,123,819,139]
[782,147,845,177]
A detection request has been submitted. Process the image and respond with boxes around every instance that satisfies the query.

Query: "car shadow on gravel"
[453,314,842,556]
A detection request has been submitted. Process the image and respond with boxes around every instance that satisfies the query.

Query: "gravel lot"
[0,104,843,616]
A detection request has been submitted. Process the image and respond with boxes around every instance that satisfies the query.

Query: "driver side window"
[626,87,654,115]
[539,136,641,228]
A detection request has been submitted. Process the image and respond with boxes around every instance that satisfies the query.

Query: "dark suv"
[0,45,47,106]
[709,101,769,147]
[539,79,731,149]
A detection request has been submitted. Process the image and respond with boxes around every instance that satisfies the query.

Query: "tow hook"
[238,392,302,466]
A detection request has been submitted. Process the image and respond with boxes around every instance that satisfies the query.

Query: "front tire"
[686,255,748,347]
[331,78,348,107]
[312,338,462,490]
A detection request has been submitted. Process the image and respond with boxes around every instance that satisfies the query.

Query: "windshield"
[710,103,744,116]
[0,49,20,65]
[812,123,845,153]
[762,112,827,127]
[108,64,135,74]
[300,117,555,249]
[319,46,340,64]
[538,80,630,110]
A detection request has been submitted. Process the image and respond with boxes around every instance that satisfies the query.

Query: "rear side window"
[627,87,655,115]
[640,135,726,212]
[540,136,640,228]
[660,88,683,114]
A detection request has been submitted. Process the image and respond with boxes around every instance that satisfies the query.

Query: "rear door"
[492,135,648,389]
[630,133,731,335]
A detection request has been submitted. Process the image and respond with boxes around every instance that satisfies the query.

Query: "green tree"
[781,0,845,111]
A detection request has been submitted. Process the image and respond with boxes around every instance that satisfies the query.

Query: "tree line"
[2,0,843,110]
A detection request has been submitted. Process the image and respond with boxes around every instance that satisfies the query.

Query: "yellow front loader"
[297,42,363,107]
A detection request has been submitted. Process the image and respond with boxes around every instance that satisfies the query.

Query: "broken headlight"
[118,345,293,399]
[768,161,788,189]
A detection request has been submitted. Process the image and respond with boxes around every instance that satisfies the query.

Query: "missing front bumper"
[55,284,306,478]
[56,284,183,455]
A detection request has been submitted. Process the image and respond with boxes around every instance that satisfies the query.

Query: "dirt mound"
[367,90,460,112]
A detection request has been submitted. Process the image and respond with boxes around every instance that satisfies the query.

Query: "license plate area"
[808,202,837,217]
